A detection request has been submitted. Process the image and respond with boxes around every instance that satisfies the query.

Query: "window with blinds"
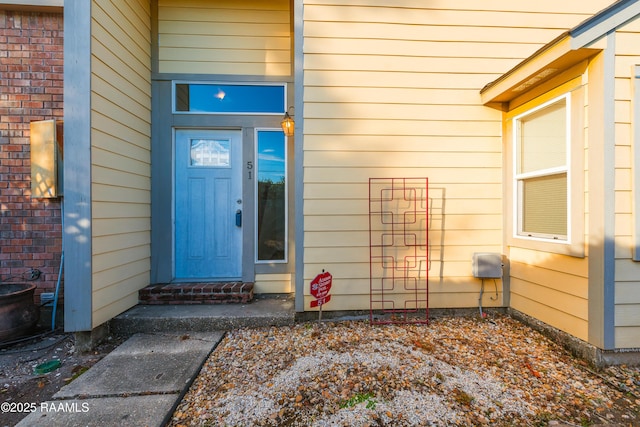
[514,95,569,240]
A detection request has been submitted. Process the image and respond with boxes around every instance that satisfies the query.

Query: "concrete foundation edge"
[508,308,640,368]
[73,323,109,353]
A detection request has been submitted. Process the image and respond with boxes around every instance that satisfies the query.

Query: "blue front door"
[175,129,243,279]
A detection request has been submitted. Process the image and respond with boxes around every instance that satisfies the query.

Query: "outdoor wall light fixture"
[281,107,295,137]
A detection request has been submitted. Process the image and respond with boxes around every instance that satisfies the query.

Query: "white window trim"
[512,93,572,244]
[254,128,288,264]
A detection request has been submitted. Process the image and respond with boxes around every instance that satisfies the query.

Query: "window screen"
[521,173,567,236]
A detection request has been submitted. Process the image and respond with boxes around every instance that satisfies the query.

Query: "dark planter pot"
[0,283,39,341]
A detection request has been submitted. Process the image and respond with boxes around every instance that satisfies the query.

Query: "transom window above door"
[173,82,286,114]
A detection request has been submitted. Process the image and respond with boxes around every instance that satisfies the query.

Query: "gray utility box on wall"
[472,253,503,278]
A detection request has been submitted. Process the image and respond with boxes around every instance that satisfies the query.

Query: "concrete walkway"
[17,297,296,427]
[16,331,222,427]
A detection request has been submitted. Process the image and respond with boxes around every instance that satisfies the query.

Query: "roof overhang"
[571,0,640,49]
[481,0,640,111]
[480,33,601,110]
[0,0,62,12]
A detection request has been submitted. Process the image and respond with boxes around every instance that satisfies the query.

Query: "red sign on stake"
[311,295,331,308]
[310,270,332,308]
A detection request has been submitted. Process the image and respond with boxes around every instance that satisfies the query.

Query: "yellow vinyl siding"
[92,275,148,327]
[157,0,291,76]
[91,0,151,329]
[304,22,563,46]
[509,249,589,341]
[304,183,502,201]
[612,22,640,348]
[304,0,612,14]
[304,152,501,169]
[301,1,610,312]
[304,120,499,137]
[92,167,150,193]
[304,4,607,29]
[305,167,501,184]
[305,214,501,232]
[305,40,542,63]
[510,293,588,340]
[304,0,610,314]
[304,87,482,106]
[254,274,292,294]
[304,103,499,122]
[92,232,150,257]
[304,70,499,92]
[92,146,148,175]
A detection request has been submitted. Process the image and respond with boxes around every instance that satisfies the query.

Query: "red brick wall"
[0,9,63,304]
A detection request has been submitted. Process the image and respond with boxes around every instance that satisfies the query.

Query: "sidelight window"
[255,129,287,262]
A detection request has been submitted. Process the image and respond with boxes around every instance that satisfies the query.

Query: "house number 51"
[247,161,253,179]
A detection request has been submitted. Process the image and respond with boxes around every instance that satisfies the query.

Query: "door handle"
[235,209,242,227]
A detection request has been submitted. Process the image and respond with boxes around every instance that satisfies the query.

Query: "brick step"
[138,282,254,305]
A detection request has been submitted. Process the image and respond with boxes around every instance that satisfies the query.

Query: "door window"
[190,138,231,167]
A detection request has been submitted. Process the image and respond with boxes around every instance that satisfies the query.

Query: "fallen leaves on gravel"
[169,315,639,426]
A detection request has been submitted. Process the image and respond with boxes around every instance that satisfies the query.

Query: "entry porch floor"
[110,294,295,336]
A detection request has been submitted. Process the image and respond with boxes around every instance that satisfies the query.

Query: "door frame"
[173,128,244,281]
[171,127,256,283]
[150,79,294,286]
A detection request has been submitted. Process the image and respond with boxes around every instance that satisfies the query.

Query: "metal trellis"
[369,178,429,325]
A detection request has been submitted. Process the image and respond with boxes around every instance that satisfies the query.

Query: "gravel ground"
[170,315,640,426]
[0,330,121,427]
